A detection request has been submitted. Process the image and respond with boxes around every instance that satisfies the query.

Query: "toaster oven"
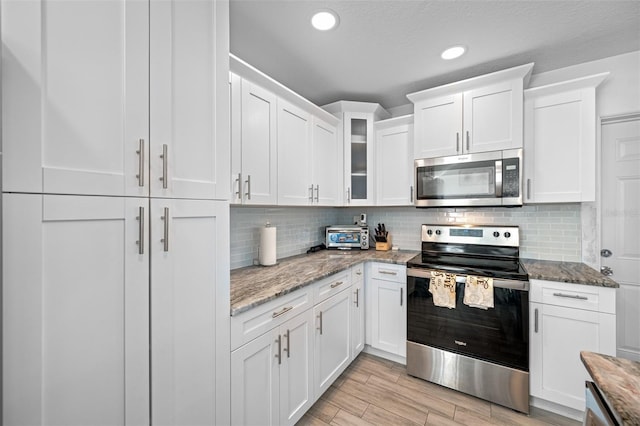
[325,225,369,250]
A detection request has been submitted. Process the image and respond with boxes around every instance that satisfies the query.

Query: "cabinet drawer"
[314,270,351,305]
[231,287,312,350]
[369,262,406,282]
[530,279,615,314]
[351,263,365,283]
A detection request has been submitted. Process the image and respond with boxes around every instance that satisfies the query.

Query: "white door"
[231,329,280,426]
[464,79,523,153]
[376,123,414,206]
[314,289,351,396]
[350,278,365,358]
[413,93,462,158]
[279,310,314,426]
[241,80,278,204]
[230,72,243,203]
[2,194,149,426]
[371,279,407,356]
[1,0,149,197]
[312,117,340,206]
[277,100,312,205]
[151,198,230,426]
[601,115,640,361]
[150,0,229,200]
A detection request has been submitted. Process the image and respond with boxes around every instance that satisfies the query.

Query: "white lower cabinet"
[351,264,366,358]
[231,309,314,426]
[530,279,616,414]
[314,288,352,396]
[367,263,407,358]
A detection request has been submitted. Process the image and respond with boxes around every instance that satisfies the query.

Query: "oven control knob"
[435,229,442,236]
[427,229,433,236]
[504,231,511,238]
[493,231,500,238]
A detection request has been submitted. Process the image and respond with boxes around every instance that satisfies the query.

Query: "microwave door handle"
[495,160,503,197]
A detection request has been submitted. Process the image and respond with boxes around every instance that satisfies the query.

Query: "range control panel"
[421,224,520,247]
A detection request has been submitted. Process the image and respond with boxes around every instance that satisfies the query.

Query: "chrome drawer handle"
[379,270,397,276]
[272,306,293,318]
[330,281,344,288]
[553,292,588,300]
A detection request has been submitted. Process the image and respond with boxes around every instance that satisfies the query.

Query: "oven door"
[407,267,529,371]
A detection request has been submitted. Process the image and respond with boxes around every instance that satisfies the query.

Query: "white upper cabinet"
[408,63,533,158]
[1,0,149,197]
[150,0,229,200]
[231,77,278,205]
[323,101,390,206]
[523,73,609,203]
[375,115,414,206]
[311,117,341,206]
[277,100,313,205]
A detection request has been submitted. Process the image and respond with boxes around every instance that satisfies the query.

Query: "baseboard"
[530,396,584,421]
[363,345,406,365]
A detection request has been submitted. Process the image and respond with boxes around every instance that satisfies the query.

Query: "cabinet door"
[413,93,462,158]
[351,278,366,358]
[524,88,596,203]
[2,194,149,426]
[230,72,243,203]
[151,199,230,426]
[463,79,523,153]
[231,329,280,426]
[314,290,351,396]
[344,112,375,205]
[279,310,314,426]
[312,117,340,206]
[1,0,149,197]
[241,80,278,204]
[375,123,414,206]
[150,0,229,200]
[277,100,312,205]
[370,278,407,356]
[530,302,616,411]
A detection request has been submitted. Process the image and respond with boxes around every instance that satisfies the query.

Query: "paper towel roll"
[259,225,277,266]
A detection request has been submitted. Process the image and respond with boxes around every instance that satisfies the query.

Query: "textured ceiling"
[230,0,640,110]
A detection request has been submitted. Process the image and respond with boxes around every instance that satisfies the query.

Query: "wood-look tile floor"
[297,353,580,426]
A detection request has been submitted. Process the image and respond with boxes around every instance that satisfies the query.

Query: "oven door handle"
[407,267,529,291]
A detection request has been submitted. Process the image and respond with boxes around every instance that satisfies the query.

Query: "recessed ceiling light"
[441,45,466,60]
[311,10,339,31]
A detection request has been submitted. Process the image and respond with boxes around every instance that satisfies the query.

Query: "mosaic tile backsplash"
[230,204,582,270]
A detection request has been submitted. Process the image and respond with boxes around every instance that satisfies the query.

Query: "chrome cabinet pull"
[379,270,397,276]
[330,281,344,289]
[354,288,359,307]
[159,144,168,189]
[276,334,282,365]
[309,184,314,202]
[234,173,242,200]
[245,175,251,200]
[355,269,362,276]
[466,131,470,151]
[527,179,531,200]
[161,207,169,252]
[272,306,293,318]
[553,292,588,300]
[400,288,404,306]
[283,329,290,358]
[315,184,319,202]
[456,132,460,153]
[136,206,144,255]
[534,308,539,333]
[410,185,414,203]
[136,139,145,187]
[317,311,323,335]
[347,187,351,203]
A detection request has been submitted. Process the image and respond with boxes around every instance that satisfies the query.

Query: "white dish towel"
[464,276,494,309]
[429,271,457,309]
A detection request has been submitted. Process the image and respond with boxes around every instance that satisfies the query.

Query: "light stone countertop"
[521,258,619,288]
[230,249,418,316]
[581,351,640,425]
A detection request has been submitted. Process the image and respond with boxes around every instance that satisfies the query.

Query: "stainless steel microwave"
[414,149,523,207]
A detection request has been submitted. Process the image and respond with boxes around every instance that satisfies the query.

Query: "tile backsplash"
[230,204,582,270]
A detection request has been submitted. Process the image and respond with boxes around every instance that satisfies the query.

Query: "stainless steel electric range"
[406,224,530,414]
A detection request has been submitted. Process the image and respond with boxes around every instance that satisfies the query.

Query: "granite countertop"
[581,351,640,425]
[521,258,619,288]
[230,249,418,316]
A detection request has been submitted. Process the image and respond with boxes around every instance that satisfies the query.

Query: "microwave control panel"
[502,158,520,197]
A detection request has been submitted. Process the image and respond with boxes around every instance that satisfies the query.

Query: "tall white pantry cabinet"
[1,1,231,425]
